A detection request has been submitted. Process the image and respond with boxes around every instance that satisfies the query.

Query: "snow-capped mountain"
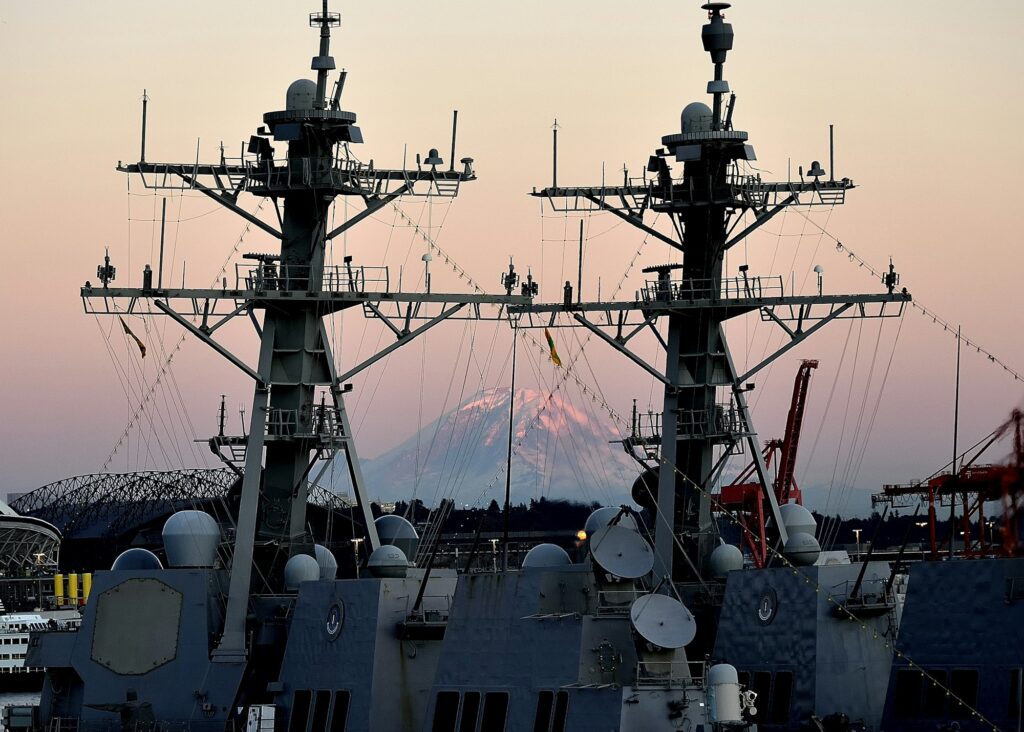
[332,388,641,507]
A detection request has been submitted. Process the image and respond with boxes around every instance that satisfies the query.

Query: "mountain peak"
[335,388,640,508]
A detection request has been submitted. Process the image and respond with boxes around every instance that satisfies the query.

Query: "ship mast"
[84,1,529,661]
[514,2,910,584]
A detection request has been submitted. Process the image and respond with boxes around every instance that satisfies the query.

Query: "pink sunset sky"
[1,1,1022,516]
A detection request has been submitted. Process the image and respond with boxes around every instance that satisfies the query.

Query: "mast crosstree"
[85,2,529,661]
[513,2,909,584]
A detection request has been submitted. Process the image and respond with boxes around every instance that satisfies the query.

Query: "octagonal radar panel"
[630,592,697,649]
[589,524,654,580]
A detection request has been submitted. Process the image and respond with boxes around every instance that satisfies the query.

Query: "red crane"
[715,360,819,568]
[872,408,1024,559]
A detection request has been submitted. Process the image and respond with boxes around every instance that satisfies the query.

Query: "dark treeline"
[373,497,603,535]
[373,498,996,552]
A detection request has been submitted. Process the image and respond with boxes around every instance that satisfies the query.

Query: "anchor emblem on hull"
[326,602,344,640]
[757,588,778,626]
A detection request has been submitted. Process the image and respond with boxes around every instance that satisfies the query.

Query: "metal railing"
[830,578,895,610]
[634,660,707,689]
[236,263,389,294]
[45,720,242,732]
[263,406,345,441]
[640,275,783,303]
[596,587,644,616]
[245,157,465,197]
[678,403,746,439]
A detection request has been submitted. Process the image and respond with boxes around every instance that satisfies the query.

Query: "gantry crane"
[872,409,1024,559]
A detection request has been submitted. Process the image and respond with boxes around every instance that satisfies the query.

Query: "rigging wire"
[795,208,1024,386]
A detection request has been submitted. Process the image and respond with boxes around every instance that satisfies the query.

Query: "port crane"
[715,359,819,567]
[872,409,1024,559]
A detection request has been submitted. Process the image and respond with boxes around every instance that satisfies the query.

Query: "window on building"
[552,691,569,732]
[459,692,480,732]
[432,692,460,732]
[769,671,793,724]
[533,691,553,732]
[1010,669,1023,721]
[949,669,979,719]
[328,691,349,732]
[310,690,331,732]
[922,670,947,718]
[751,672,772,722]
[289,690,312,732]
[893,670,923,718]
[481,692,509,732]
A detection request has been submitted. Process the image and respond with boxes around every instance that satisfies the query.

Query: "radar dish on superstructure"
[630,592,696,649]
[590,524,654,579]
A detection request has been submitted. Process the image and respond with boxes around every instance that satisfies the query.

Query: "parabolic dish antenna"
[589,524,654,579]
[630,592,697,649]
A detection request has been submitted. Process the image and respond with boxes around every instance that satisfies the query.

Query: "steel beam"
[571,312,671,386]
[154,300,264,384]
[337,303,467,383]
[325,185,409,240]
[737,302,854,384]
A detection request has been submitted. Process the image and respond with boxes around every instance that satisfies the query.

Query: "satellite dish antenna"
[630,592,697,649]
[589,524,654,579]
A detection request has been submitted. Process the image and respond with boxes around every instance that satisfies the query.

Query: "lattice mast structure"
[83,1,528,661]
[516,3,909,583]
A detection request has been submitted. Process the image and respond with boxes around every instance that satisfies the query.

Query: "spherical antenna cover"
[286,79,318,111]
[779,503,817,537]
[630,592,697,649]
[631,467,659,510]
[375,514,419,558]
[162,510,220,568]
[284,554,320,590]
[681,102,714,134]
[375,514,418,541]
[589,524,654,580]
[710,543,743,579]
[783,532,821,566]
[314,544,337,580]
[584,507,638,535]
[366,545,408,579]
[522,543,572,570]
[111,548,163,571]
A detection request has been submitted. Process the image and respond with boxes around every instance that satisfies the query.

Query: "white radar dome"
[286,79,318,111]
[375,515,419,559]
[284,554,320,590]
[709,543,743,579]
[111,548,163,571]
[162,510,220,568]
[779,502,817,537]
[314,544,337,581]
[681,102,714,134]
[783,532,821,566]
[522,543,572,570]
[366,545,409,579]
[583,507,638,535]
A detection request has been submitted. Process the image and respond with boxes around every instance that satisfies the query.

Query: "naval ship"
[6,2,1024,732]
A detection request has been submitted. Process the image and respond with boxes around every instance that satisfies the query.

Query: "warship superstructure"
[10,2,1024,732]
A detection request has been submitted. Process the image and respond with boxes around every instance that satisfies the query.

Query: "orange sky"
[1,1,1023,515]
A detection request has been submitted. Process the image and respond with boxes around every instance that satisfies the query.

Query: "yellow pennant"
[544,327,562,367]
[119,316,147,358]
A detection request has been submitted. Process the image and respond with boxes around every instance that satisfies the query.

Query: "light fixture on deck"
[421,252,433,293]
[424,148,443,167]
[813,264,824,296]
